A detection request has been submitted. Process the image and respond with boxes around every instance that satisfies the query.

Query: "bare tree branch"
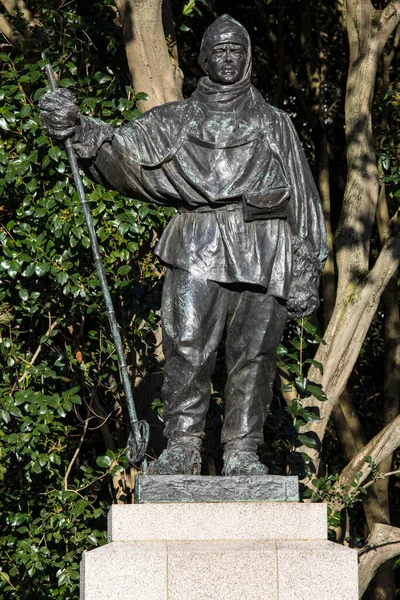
[64,415,89,490]
[0,11,24,49]
[358,523,400,597]
[364,469,400,490]
[18,318,59,384]
[379,0,400,48]
[1,0,40,29]
[1,0,41,46]
[89,387,117,453]
[338,414,400,490]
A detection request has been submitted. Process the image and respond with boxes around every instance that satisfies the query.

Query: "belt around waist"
[179,201,242,214]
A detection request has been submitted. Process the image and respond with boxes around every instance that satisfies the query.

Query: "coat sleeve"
[279,112,328,265]
[70,108,186,206]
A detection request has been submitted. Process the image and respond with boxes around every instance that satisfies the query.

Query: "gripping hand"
[39,89,79,141]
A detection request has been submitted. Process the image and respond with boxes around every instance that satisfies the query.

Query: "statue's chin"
[209,73,240,85]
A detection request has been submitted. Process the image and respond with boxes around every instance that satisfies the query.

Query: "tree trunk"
[368,186,400,600]
[358,524,400,598]
[335,1,400,296]
[113,0,183,111]
[331,388,366,461]
[297,0,400,474]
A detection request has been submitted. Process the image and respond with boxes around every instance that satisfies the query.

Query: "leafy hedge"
[0,2,173,597]
[1,0,398,597]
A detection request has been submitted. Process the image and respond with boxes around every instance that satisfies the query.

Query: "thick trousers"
[161,268,288,451]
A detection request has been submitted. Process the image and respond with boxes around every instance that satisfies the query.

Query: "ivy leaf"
[18,289,29,301]
[135,92,149,102]
[297,434,319,449]
[286,363,300,375]
[0,572,11,585]
[305,359,324,374]
[57,271,69,285]
[57,571,68,586]
[1,410,10,423]
[96,455,112,468]
[300,410,320,423]
[0,118,10,130]
[302,320,316,335]
[22,263,36,277]
[307,384,328,402]
[295,375,308,392]
[35,263,51,276]
[281,383,294,393]
[276,343,288,355]
[87,534,99,546]
[117,265,131,276]
[49,146,61,161]
[290,398,301,416]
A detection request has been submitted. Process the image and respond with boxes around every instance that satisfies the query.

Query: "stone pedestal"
[80,498,358,599]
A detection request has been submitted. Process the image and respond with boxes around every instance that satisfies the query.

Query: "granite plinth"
[81,502,358,600]
[108,501,327,541]
[134,474,299,503]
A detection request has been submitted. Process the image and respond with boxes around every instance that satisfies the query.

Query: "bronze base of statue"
[134,474,299,503]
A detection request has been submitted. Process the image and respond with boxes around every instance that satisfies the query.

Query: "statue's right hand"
[39,89,79,141]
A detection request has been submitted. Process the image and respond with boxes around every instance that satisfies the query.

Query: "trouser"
[161,268,288,452]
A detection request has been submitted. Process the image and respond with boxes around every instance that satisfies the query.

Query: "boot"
[222,449,268,476]
[148,436,202,475]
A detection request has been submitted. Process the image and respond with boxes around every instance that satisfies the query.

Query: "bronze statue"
[40,15,327,477]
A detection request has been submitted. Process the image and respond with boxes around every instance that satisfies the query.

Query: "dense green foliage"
[0,2,173,597]
[0,0,399,598]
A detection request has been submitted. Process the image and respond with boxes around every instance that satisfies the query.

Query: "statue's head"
[199,15,251,86]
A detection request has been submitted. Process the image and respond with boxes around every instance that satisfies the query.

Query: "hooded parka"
[71,15,327,452]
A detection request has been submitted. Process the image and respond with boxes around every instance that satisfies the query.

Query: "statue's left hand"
[286,281,320,320]
[286,237,322,320]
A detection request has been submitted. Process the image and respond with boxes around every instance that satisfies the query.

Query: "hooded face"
[198,14,252,85]
[205,43,247,85]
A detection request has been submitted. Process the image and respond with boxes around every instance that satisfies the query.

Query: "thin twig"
[364,469,400,490]
[63,415,89,490]
[18,318,59,384]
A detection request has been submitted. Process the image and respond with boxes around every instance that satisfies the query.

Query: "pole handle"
[44,64,58,93]
[43,62,149,467]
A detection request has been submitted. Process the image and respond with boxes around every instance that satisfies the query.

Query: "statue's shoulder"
[116,98,193,167]
[250,90,296,144]
[269,106,291,121]
[251,88,291,125]
[133,98,192,130]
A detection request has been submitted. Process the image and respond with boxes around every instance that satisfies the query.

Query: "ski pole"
[44,64,149,469]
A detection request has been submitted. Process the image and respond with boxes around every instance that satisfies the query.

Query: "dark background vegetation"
[0,0,399,598]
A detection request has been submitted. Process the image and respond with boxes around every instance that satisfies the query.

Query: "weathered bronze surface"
[134,475,299,503]
[40,15,327,477]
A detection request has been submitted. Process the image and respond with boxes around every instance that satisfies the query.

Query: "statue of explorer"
[40,15,327,477]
